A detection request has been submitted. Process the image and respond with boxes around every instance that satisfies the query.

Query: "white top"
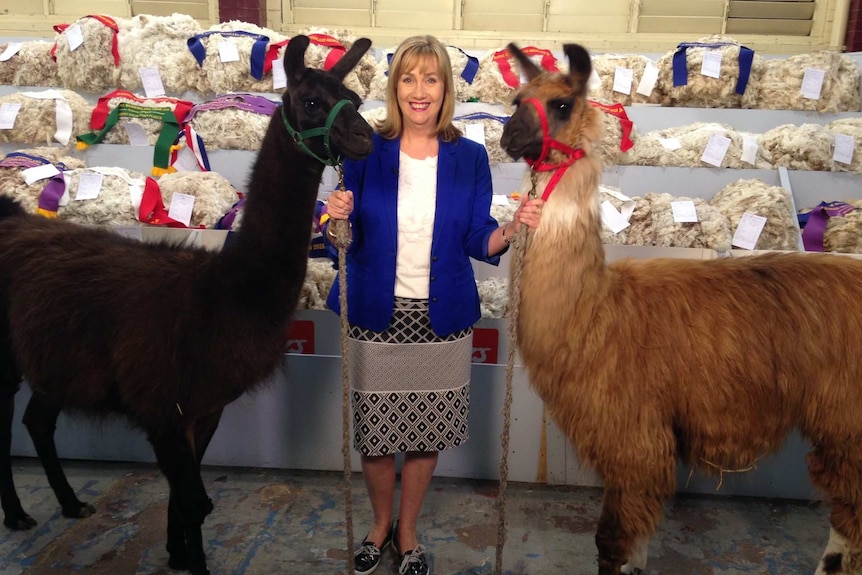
[395,151,438,299]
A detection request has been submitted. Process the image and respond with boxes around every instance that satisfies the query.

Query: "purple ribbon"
[186,93,280,122]
[37,174,67,213]
[801,201,858,252]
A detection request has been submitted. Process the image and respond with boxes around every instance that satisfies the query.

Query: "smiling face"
[396,55,444,135]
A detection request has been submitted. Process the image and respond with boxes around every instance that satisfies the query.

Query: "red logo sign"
[472,328,499,364]
[285,320,315,354]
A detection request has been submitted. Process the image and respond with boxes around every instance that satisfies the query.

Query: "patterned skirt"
[349,297,471,456]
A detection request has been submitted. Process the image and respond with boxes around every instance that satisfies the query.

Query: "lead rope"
[495,171,538,575]
[330,165,355,565]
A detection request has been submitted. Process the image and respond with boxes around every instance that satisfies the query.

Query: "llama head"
[500,42,601,163]
[281,35,374,162]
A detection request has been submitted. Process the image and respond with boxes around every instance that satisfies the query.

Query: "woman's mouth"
[410,102,429,111]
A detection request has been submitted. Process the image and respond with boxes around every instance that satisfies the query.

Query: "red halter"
[521,97,585,201]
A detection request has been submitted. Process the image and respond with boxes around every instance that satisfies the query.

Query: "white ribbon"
[21,90,74,145]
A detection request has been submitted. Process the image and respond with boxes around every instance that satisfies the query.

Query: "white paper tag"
[491,194,510,206]
[741,134,759,165]
[833,133,855,165]
[139,66,166,98]
[602,188,633,202]
[671,200,698,223]
[218,40,240,63]
[464,123,486,147]
[658,137,682,151]
[122,121,149,146]
[801,68,825,100]
[636,61,659,97]
[173,145,200,172]
[0,42,22,62]
[731,212,767,250]
[272,58,287,89]
[74,171,104,201]
[600,200,630,234]
[701,50,722,79]
[612,67,633,95]
[23,163,60,185]
[701,134,732,167]
[66,24,84,52]
[168,192,195,226]
[113,226,144,241]
[0,102,21,129]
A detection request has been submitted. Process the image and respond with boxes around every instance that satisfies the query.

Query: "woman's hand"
[513,197,544,233]
[327,189,354,220]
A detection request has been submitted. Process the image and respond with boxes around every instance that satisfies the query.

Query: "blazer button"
[432,256,438,262]
[430,276,436,281]
[431,297,438,302]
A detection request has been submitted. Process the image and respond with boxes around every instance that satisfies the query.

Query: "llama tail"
[0,195,25,220]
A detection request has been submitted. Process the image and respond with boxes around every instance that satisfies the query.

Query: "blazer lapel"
[380,137,400,246]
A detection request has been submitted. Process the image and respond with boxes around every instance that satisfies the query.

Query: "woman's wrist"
[501,224,512,244]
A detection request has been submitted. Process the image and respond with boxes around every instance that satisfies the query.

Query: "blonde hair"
[377,35,461,142]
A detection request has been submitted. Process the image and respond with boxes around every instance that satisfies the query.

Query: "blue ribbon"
[672,42,754,95]
[187,30,270,80]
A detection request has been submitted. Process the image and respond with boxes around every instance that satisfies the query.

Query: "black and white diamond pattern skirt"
[349,297,471,456]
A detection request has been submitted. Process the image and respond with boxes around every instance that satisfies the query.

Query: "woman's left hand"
[513,198,545,233]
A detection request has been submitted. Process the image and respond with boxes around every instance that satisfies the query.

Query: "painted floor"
[0,457,831,575]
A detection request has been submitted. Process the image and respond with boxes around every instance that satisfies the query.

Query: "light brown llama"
[0,36,373,575]
[500,42,862,575]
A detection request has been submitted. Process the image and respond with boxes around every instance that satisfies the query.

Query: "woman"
[325,35,543,575]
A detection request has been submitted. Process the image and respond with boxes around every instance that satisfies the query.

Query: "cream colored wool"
[822,210,862,253]
[472,47,568,108]
[0,41,61,86]
[360,106,387,131]
[117,13,203,95]
[299,259,337,310]
[590,99,639,167]
[625,192,732,252]
[299,27,371,98]
[709,178,799,250]
[191,21,288,95]
[156,171,241,228]
[54,16,130,93]
[624,122,768,169]
[590,54,663,106]
[0,91,93,146]
[0,147,86,213]
[655,35,764,109]
[189,106,273,151]
[755,52,861,113]
[478,276,509,318]
[759,123,836,171]
[367,58,389,101]
[825,117,862,172]
[96,94,188,146]
[58,167,147,226]
[452,118,508,164]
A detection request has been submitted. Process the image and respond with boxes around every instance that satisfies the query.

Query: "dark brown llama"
[500,42,862,575]
[0,35,373,575]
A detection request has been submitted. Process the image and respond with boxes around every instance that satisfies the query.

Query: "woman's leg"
[396,451,439,550]
[361,454,397,545]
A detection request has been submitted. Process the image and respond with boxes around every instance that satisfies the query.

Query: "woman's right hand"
[327,189,354,220]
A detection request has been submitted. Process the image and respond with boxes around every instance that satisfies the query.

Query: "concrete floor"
[0,457,832,575]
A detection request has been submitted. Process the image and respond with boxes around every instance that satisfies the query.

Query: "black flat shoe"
[354,524,394,575]
[392,521,430,575]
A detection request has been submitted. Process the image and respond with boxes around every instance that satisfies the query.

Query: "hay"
[156,171,241,228]
[0,90,93,146]
[708,178,799,250]
[759,123,836,171]
[117,13,204,95]
[54,15,128,93]
[590,53,663,105]
[755,51,861,113]
[624,122,768,169]
[655,35,764,109]
[625,192,732,252]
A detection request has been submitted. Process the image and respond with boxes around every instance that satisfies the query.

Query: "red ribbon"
[50,15,120,66]
[588,100,634,152]
[138,177,188,227]
[493,46,560,88]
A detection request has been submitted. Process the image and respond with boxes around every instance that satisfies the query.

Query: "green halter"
[281,99,353,166]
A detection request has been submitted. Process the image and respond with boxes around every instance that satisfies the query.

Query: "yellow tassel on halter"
[36,208,58,219]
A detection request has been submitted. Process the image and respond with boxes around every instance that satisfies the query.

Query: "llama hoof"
[3,511,37,530]
[168,554,189,571]
[62,502,96,519]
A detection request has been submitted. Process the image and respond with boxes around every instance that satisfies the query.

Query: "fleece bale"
[625,192,732,252]
[156,170,241,228]
[590,53,663,106]
[185,94,278,152]
[117,13,203,95]
[826,117,862,172]
[655,35,764,109]
[367,44,481,103]
[56,166,148,225]
[0,41,61,86]
[489,194,519,225]
[0,90,93,146]
[0,148,86,213]
[452,114,509,164]
[188,21,288,95]
[823,209,862,253]
[478,276,509,318]
[299,27,376,98]
[624,122,767,169]
[589,100,637,166]
[53,15,128,93]
[759,123,836,171]
[709,178,799,250]
[299,259,337,310]
[472,45,567,107]
[754,52,861,113]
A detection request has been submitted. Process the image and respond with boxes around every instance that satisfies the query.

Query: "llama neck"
[217,111,323,317]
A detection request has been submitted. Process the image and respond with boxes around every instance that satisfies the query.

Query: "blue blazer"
[326,132,504,336]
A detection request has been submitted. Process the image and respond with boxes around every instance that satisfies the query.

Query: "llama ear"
[563,43,592,91]
[284,35,311,84]
[330,37,372,81]
[506,42,542,82]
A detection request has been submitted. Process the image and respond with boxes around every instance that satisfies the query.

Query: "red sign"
[285,320,315,355]
[472,328,499,364]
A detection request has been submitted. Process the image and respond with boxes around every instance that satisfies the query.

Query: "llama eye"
[304,100,319,110]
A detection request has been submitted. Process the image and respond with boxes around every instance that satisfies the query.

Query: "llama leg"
[151,432,214,575]
[0,376,36,529]
[595,484,665,575]
[22,395,94,518]
[620,536,649,574]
